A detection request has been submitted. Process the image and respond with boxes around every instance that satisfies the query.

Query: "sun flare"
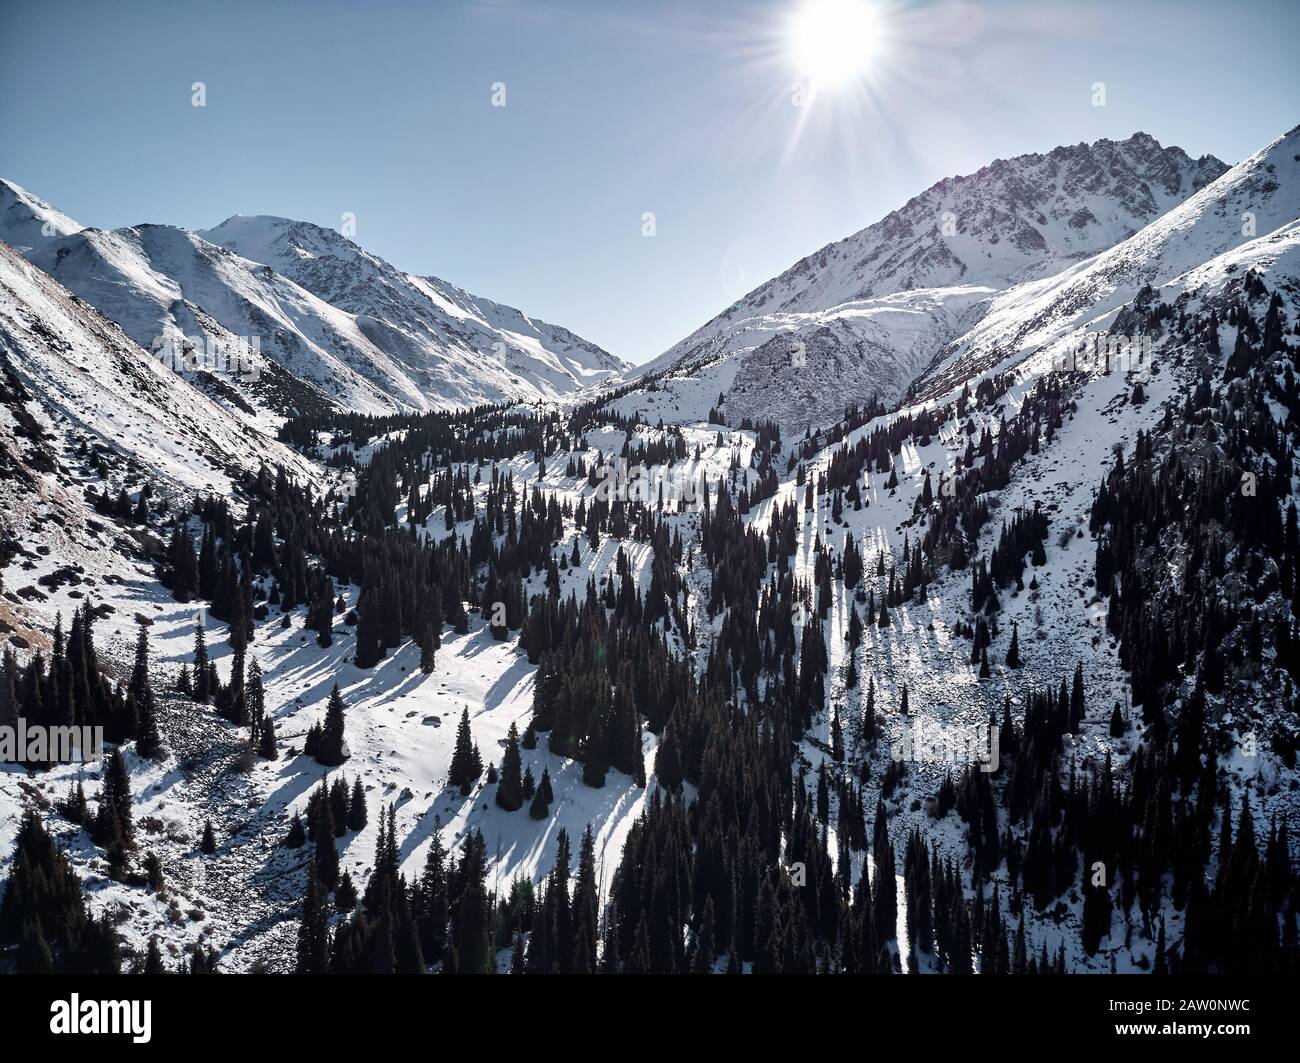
[788,0,884,91]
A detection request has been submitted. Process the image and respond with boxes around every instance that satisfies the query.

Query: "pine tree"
[284,813,307,849]
[335,871,358,913]
[496,722,524,811]
[138,935,166,975]
[452,831,494,973]
[59,781,88,827]
[143,851,164,893]
[130,625,163,759]
[246,659,266,746]
[329,776,350,837]
[100,747,133,845]
[529,768,553,819]
[448,708,481,795]
[353,585,384,669]
[257,713,278,759]
[296,873,330,974]
[313,798,339,890]
[315,685,348,766]
[417,826,450,966]
[192,625,210,703]
[419,621,437,674]
[571,824,600,972]
[347,777,368,831]
[1006,622,1022,669]
[199,819,217,855]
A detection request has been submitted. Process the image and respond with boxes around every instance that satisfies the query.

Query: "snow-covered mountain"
[624,134,1228,431]
[0,179,82,252]
[0,238,316,498]
[0,235,319,647]
[200,214,629,407]
[0,180,628,418]
[918,124,1300,400]
[2,125,1297,979]
[15,219,403,418]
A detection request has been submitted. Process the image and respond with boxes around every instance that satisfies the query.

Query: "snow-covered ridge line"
[614,132,1230,433]
[0,179,628,418]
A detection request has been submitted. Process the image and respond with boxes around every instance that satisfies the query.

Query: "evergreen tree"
[129,625,163,759]
[347,776,368,831]
[284,813,307,849]
[314,685,348,766]
[199,819,217,855]
[335,871,358,913]
[529,768,553,819]
[313,797,340,890]
[448,708,481,794]
[192,625,210,703]
[296,873,330,974]
[257,712,278,759]
[496,722,524,811]
[1006,622,1022,669]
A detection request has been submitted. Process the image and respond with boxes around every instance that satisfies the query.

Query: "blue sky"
[2,0,1297,363]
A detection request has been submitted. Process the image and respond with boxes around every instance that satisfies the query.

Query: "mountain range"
[0,179,629,419]
[1,123,1297,977]
[618,132,1233,430]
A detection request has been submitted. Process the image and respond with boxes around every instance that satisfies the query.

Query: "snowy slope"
[918,124,1300,399]
[0,233,318,695]
[0,239,314,497]
[625,134,1226,431]
[201,214,630,407]
[606,285,994,431]
[18,221,416,417]
[0,223,638,969]
[1,180,628,418]
[0,179,83,253]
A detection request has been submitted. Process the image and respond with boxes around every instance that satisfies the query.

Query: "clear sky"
[2,0,1297,363]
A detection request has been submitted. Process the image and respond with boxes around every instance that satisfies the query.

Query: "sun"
[787,0,884,91]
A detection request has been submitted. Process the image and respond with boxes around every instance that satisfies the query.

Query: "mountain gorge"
[1,125,1297,978]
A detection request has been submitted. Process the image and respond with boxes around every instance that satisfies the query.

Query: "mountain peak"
[631,130,1234,432]
[202,214,371,275]
[708,133,1230,334]
[201,212,629,387]
[0,177,84,251]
